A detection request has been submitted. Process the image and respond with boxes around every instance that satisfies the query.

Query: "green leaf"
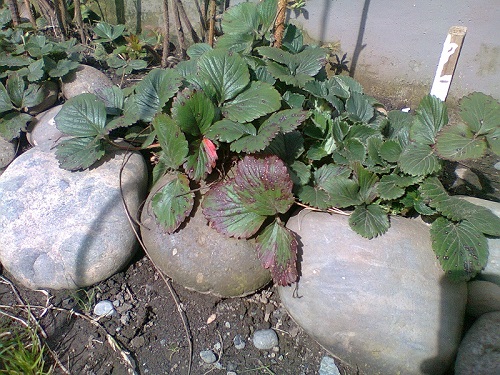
[55,93,107,137]
[486,127,500,155]
[48,59,80,78]
[459,92,500,135]
[295,47,327,76]
[183,138,218,182]
[131,68,183,122]
[230,109,308,153]
[430,217,488,281]
[0,82,14,113]
[345,92,374,123]
[256,218,298,286]
[6,73,25,108]
[398,142,441,176]
[282,24,303,54]
[289,160,311,186]
[187,43,212,59]
[26,59,45,82]
[215,33,255,54]
[202,155,294,238]
[355,164,379,204]
[386,110,412,147]
[93,22,126,42]
[197,48,250,104]
[55,137,106,170]
[420,177,500,236]
[171,89,215,136]
[221,2,259,35]
[264,131,304,163]
[348,204,390,239]
[378,174,419,200]
[222,81,281,123]
[127,59,148,71]
[205,120,256,143]
[379,139,402,162]
[151,173,194,234]
[256,0,278,33]
[234,155,294,215]
[342,138,366,163]
[153,114,188,170]
[22,83,44,108]
[435,122,487,161]
[0,112,32,140]
[257,46,297,72]
[410,94,448,145]
[323,176,363,208]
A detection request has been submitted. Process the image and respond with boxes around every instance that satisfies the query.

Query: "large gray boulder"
[26,105,64,147]
[279,210,466,375]
[61,64,114,100]
[140,173,271,298]
[0,137,17,175]
[466,280,500,318]
[454,311,500,375]
[0,146,147,290]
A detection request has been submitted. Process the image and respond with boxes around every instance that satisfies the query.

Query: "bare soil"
[0,252,356,375]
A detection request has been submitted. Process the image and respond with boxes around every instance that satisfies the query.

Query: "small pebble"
[233,334,246,350]
[319,356,341,375]
[252,329,278,350]
[199,350,217,364]
[494,161,500,170]
[227,372,237,375]
[93,300,116,317]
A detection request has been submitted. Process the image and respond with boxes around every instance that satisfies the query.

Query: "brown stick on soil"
[194,0,207,38]
[274,0,288,48]
[161,0,170,67]
[52,0,67,38]
[207,0,216,47]
[172,0,186,59]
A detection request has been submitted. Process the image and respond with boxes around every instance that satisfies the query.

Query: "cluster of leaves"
[52,0,500,284]
[0,6,82,141]
[91,21,160,76]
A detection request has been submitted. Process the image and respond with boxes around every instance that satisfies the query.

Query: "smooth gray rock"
[252,329,278,350]
[279,210,466,375]
[0,137,17,169]
[455,311,500,375]
[319,356,341,375]
[0,146,147,290]
[199,350,217,364]
[466,280,500,318]
[26,105,64,147]
[27,80,59,115]
[93,300,116,317]
[61,64,113,100]
[140,173,271,298]
[458,197,500,286]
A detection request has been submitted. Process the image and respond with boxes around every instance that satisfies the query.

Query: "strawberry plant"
[52,0,500,285]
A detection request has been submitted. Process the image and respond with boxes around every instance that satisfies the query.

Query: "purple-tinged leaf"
[183,138,217,182]
[202,181,266,238]
[256,219,298,286]
[202,155,295,239]
[151,173,194,234]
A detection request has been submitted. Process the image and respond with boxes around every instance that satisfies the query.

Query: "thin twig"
[273,0,288,48]
[207,0,216,47]
[176,0,200,43]
[172,0,186,59]
[23,0,37,28]
[73,0,87,44]
[294,201,351,216]
[161,0,170,68]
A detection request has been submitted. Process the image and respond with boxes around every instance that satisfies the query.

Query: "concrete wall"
[235,0,500,108]
[94,0,499,108]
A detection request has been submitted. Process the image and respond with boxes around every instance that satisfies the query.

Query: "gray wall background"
[97,0,499,108]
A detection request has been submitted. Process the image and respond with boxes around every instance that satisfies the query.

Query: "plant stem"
[274,0,288,48]
[73,0,86,44]
[172,0,186,59]
[161,0,170,67]
[207,0,216,47]
[176,0,200,43]
[6,0,21,26]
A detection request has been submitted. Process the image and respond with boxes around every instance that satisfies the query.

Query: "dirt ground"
[0,252,357,375]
